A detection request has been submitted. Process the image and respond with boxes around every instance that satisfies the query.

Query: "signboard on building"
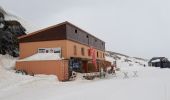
[38,48,61,57]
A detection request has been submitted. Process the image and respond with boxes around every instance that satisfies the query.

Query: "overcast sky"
[0,0,170,59]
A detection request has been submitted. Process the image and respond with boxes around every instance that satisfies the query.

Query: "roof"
[18,21,104,42]
[18,21,67,39]
[149,57,169,63]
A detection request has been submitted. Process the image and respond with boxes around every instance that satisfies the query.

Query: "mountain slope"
[0,7,26,57]
[105,51,148,67]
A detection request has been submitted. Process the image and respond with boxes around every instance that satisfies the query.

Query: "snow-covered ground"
[0,54,170,100]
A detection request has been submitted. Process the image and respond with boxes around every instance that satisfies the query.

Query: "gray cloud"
[0,0,170,59]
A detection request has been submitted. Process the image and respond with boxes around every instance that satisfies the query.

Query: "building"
[148,57,170,68]
[16,21,110,81]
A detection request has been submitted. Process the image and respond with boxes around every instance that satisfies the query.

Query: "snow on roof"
[18,53,62,61]
[151,59,160,62]
[105,56,115,64]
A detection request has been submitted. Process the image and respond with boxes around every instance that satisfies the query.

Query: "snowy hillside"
[105,51,148,68]
[0,6,32,57]
[0,6,37,33]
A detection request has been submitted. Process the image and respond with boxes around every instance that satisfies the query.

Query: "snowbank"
[1,65,170,100]
[0,54,17,70]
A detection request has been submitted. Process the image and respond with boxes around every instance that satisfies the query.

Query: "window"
[88,49,90,56]
[97,51,99,58]
[103,53,105,58]
[102,42,104,45]
[81,48,85,56]
[75,29,77,33]
[86,35,89,38]
[73,45,77,55]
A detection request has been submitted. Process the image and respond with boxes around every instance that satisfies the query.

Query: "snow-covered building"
[16,21,110,81]
[148,57,170,68]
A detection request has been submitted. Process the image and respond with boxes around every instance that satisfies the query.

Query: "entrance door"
[82,61,88,73]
